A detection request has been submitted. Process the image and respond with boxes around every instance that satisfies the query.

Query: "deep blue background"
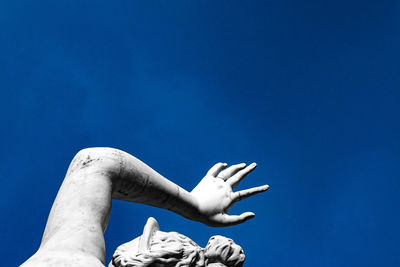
[1,1,399,266]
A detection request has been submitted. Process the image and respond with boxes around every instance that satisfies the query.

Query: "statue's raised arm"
[21,147,268,267]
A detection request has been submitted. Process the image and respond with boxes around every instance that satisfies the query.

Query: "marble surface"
[21,147,268,266]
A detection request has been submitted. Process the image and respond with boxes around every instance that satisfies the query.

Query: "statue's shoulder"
[21,249,105,267]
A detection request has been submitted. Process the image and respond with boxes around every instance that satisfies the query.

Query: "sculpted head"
[109,218,245,267]
[204,236,245,267]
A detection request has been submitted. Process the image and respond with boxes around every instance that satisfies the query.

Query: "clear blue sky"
[1,1,399,266]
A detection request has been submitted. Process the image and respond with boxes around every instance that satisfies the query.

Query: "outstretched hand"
[190,162,269,227]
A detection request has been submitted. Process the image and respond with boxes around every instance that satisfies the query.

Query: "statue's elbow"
[69,147,121,176]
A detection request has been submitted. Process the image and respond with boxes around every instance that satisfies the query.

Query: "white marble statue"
[109,217,245,267]
[21,147,269,267]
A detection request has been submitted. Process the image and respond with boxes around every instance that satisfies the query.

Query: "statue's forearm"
[108,148,200,220]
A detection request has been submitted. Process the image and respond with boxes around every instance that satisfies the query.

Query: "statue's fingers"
[217,163,246,180]
[227,163,257,188]
[232,184,269,202]
[212,212,255,226]
[207,162,227,177]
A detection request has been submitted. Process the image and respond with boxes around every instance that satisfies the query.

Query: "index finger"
[232,184,269,202]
